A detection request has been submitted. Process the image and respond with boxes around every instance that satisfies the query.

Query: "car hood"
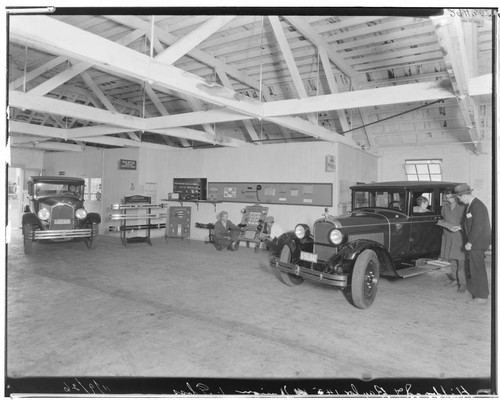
[316,209,395,229]
[37,196,82,208]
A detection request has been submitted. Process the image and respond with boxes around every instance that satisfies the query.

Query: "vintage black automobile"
[271,181,459,309]
[22,176,101,254]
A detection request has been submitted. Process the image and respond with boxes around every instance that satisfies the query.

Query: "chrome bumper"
[272,260,348,287]
[32,229,93,240]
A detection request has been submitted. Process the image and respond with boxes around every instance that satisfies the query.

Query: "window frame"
[404,159,442,182]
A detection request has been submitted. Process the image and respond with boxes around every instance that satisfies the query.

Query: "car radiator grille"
[49,204,74,230]
[313,221,337,261]
[314,243,337,261]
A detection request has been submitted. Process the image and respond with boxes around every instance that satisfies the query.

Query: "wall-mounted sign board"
[207,182,332,207]
[119,159,137,170]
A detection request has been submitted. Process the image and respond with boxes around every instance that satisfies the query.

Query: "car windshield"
[35,182,83,198]
[353,190,406,210]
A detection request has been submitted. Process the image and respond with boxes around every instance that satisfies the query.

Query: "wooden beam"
[13,140,84,152]
[10,93,246,148]
[74,135,171,150]
[80,71,141,142]
[9,120,171,150]
[284,16,357,78]
[318,47,350,133]
[107,15,262,92]
[144,83,189,147]
[9,55,67,90]
[10,16,358,148]
[155,16,235,64]
[149,128,248,148]
[432,15,481,142]
[285,16,376,149]
[9,120,67,139]
[10,90,145,130]
[28,61,91,96]
[268,16,317,124]
[66,125,135,139]
[260,81,457,117]
[216,69,260,143]
[265,115,358,147]
[145,109,252,130]
[9,135,52,144]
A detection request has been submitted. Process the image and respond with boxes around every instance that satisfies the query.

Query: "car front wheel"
[23,224,34,254]
[351,249,379,309]
[279,244,304,286]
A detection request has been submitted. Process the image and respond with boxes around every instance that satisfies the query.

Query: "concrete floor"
[6,229,493,394]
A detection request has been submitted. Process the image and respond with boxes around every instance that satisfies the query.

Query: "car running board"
[397,259,451,279]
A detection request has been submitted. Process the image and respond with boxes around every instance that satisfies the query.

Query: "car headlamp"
[329,229,343,245]
[294,224,310,239]
[37,208,50,220]
[75,208,87,220]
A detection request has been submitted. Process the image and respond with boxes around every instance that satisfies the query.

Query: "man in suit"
[454,183,491,305]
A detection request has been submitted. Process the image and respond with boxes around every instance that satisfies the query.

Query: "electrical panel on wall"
[207,182,332,207]
[173,178,207,201]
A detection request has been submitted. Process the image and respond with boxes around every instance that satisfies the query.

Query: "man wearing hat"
[453,183,491,305]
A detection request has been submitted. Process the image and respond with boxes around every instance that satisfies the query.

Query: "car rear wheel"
[23,224,33,254]
[279,244,304,286]
[351,249,379,309]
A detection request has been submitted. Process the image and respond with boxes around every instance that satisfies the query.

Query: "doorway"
[8,167,23,233]
[8,167,42,237]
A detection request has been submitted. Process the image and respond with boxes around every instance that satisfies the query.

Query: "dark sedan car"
[271,181,459,309]
[22,176,101,254]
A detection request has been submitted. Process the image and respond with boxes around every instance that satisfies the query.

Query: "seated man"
[413,196,431,213]
[213,211,243,251]
[68,184,78,195]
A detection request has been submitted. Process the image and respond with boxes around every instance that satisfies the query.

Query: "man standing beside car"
[453,183,491,305]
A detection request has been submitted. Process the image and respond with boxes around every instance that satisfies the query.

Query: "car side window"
[412,191,436,215]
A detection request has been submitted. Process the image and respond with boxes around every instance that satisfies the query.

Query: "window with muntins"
[404,159,442,181]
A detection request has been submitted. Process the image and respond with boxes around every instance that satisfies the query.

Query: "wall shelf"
[161,199,221,211]
[110,195,167,246]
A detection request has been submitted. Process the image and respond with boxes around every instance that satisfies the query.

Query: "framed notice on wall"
[119,159,137,170]
[207,182,333,207]
[325,154,336,172]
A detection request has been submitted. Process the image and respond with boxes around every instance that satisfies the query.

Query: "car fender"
[85,212,101,224]
[21,212,42,229]
[337,239,396,276]
[275,231,313,261]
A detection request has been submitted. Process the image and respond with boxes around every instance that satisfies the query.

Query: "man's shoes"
[457,284,467,293]
[466,298,488,305]
[233,241,239,251]
[444,280,457,287]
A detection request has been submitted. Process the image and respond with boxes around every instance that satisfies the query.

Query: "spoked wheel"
[23,224,34,254]
[351,249,379,309]
[279,244,304,286]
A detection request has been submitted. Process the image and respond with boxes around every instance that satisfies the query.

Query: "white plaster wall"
[9,147,44,171]
[139,142,378,241]
[39,142,378,242]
